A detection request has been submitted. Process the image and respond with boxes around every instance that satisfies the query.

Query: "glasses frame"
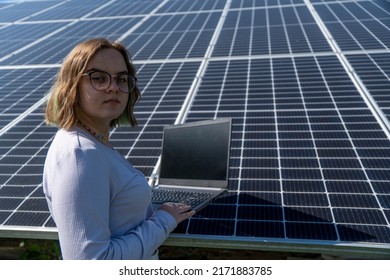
[82,69,137,93]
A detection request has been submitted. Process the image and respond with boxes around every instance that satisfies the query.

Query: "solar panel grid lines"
[305,0,390,139]
[12,0,70,23]
[115,0,173,42]
[0,1,56,23]
[346,52,390,125]
[277,54,343,239]
[142,13,205,59]
[161,1,232,123]
[23,0,108,21]
[0,114,54,228]
[122,10,225,61]
[184,40,390,246]
[313,0,390,52]
[0,21,65,60]
[0,18,145,66]
[0,0,390,257]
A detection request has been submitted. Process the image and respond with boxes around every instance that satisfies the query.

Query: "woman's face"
[77,48,129,126]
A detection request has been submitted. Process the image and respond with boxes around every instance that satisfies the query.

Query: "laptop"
[151,118,232,211]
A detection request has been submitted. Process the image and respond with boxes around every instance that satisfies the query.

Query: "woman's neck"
[76,118,111,146]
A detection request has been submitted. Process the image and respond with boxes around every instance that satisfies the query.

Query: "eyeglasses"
[82,70,137,93]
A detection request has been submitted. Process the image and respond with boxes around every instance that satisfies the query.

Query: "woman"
[43,38,195,260]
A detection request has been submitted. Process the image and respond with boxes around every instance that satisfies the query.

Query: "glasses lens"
[90,71,110,91]
[118,74,136,93]
[117,74,130,93]
[88,71,135,93]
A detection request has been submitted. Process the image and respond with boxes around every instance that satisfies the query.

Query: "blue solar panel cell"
[323,169,367,181]
[282,168,323,180]
[196,204,236,219]
[334,208,387,225]
[188,219,235,236]
[284,193,329,207]
[281,158,319,168]
[0,211,11,225]
[239,192,282,206]
[279,148,316,158]
[346,53,390,123]
[362,158,390,168]
[124,13,221,60]
[0,0,390,258]
[4,212,50,227]
[326,181,373,194]
[379,195,390,208]
[0,1,57,22]
[0,174,9,185]
[282,180,326,192]
[286,222,337,240]
[316,1,390,51]
[285,207,332,222]
[25,0,108,21]
[360,1,390,19]
[236,221,285,238]
[0,156,32,165]
[287,25,312,53]
[366,169,390,181]
[270,26,290,54]
[0,68,56,126]
[7,175,42,186]
[159,0,226,13]
[87,0,161,17]
[321,158,362,168]
[230,0,276,9]
[315,140,353,148]
[337,225,390,243]
[330,194,380,208]
[2,19,139,65]
[19,198,48,211]
[0,186,36,197]
[0,198,24,211]
[238,205,283,220]
[0,23,67,59]
[240,180,281,192]
[243,158,278,168]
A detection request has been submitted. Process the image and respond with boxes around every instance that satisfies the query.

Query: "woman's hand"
[159,202,196,224]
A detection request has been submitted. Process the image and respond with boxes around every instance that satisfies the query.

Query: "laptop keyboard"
[151,188,213,210]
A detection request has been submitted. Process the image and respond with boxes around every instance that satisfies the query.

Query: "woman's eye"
[118,76,128,84]
[91,74,108,83]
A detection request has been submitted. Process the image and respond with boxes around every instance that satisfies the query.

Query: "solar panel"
[0,0,389,259]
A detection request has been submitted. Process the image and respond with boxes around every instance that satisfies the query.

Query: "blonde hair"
[45,38,140,129]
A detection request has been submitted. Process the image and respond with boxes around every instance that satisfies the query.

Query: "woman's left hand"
[159,202,196,224]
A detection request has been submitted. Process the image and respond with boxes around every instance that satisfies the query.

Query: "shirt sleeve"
[47,146,177,260]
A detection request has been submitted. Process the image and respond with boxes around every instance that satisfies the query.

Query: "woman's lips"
[104,98,120,104]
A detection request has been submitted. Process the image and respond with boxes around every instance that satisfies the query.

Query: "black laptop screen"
[160,119,231,182]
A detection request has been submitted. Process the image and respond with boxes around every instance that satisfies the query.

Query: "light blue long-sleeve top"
[43,127,177,260]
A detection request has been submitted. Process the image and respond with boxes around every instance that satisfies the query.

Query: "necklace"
[77,120,109,142]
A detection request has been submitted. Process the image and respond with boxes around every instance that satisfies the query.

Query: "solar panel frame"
[181,51,390,255]
[0,0,389,259]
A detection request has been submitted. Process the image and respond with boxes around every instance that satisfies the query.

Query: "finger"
[174,203,189,208]
[182,210,196,216]
[165,202,187,208]
[177,205,192,212]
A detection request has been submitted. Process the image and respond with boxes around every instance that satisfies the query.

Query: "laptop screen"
[159,118,232,188]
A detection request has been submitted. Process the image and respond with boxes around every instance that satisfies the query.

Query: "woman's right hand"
[159,202,196,224]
